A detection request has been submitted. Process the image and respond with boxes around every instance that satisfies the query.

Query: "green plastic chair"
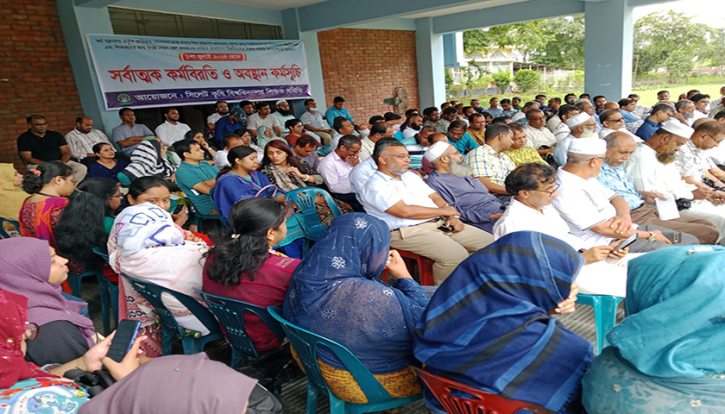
[285,187,341,241]
[267,307,422,414]
[92,247,119,335]
[576,294,623,354]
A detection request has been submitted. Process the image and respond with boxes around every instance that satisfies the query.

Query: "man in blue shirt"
[598,131,718,244]
[635,103,674,141]
[447,120,479,155]
[112,108,153,154]
[174,139,219,216]
[483,97,503,118]
[325,96,355,127]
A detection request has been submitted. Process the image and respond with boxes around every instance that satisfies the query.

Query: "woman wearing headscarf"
[0,163,26,232]
[108,202,210,357]
[582,246,725,413]
[119,136,177,182]
[0,238,96,366]
[414,231,593,414]
[283,213,431,403]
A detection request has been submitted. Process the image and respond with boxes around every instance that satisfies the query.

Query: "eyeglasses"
[24,322,39,341]
[531,183,560,197]
[610,117,624,122]
[705,134,724,144]
[387,154,411,160]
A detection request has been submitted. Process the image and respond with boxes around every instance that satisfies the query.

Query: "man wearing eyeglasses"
[675,120,725,195]
[523,108,557,157]
[17,114,87,182]
[554,138,697,253]
[598,131,718,245]
[598,109,641,142]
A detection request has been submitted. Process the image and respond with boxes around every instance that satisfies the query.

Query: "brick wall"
[0,0,84,168]
[317,29,419,124]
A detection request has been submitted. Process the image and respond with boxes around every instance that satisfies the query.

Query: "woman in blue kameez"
[214,145,304,257]
[582,245,725,413]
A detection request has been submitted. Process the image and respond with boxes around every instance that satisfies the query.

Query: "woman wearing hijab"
[0,163,26,233]
[119,136,177,182]
[582,246,725,413]
[108,202,210,357]
[0,238,96,366]
[283,213,431,403]
[414,231,593,414]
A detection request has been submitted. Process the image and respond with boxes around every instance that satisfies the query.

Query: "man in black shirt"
[17,115,87,182]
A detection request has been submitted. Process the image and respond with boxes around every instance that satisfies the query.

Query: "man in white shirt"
[155,108,191,147]
[690,93,711,123]
[318,135,363,211]
[625,119,725,242]
[554,138,695,253]
[401,113,424,140]
[206,101,227,129]
[523,108,557,158]
[494,162,634,297]
[330,117,357,150]
[64,116,112,161]
[246,102,281,139]
[709,86,725,111]
[553,113,598,166]
[551,105,579,143]
[359,123,392,161]
[299,99,333,145]
[597,109,641,142]
[214,133,245,170]
[360,139,492,284]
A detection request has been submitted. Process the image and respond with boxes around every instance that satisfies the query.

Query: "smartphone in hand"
[105,319,141,363]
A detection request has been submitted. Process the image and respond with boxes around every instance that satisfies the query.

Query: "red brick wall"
[317,29,419,124]
[0,0,84,168]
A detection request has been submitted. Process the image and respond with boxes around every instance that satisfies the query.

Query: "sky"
[633,0,725,28]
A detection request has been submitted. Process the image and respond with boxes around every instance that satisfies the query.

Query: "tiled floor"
[79,279,621,414]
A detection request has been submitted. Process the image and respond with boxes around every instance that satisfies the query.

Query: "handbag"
[63,369,116,397]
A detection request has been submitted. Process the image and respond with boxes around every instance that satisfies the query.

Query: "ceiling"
[211,0,328,10]
[404,0,530,19]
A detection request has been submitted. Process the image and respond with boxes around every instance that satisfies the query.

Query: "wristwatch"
[648,231,657,241]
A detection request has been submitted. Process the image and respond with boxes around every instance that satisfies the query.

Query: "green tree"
[634,10,707,76]
[513,69,540,92]
[463,21,551,61]
[491,70,513,93]
[665,50,695,82]
[528,16,586,69]
[445,69,454,91]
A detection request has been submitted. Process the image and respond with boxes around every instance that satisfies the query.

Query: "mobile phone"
[615,233,638,251]
[437,225,454,233]
[664,232,681,244]
[106,319,141,363]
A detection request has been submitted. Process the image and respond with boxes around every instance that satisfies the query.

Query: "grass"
[448,82,724,108]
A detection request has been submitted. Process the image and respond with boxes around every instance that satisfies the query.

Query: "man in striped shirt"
[64,116,112,161]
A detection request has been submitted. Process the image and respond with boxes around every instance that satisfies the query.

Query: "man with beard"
[425,141,504,233]
[593,95,607,115]
[359,139,493,285]
[625,120,725,241]
[401,113,423,139]
[154,107,191,147]
[598,131,718,244]
[553,112,599,166]
[273,99,322,144]
[206,100,229,129]
[213,101,243,148]
[675,99,696,126]
[423,106,447,133]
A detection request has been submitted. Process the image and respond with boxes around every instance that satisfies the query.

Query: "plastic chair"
[267,307,421,414]
[0,218,19,238]
[382,250,435,286]
[197,291,286,370]
[67,268,103,298]
[120,273,224,355]
[92,247,119,335]
[187,200,225,233]
[575,294,623,354]
[412,367,555,414]
[316,145,332,156]
[116,172,132,186]
[285,187,342,241]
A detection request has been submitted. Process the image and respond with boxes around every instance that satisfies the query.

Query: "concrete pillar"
[282,8,327,116]
[415,17,446,110]
[584,0,634,99]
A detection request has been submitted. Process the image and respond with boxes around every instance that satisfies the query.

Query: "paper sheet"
[655,194,680,221]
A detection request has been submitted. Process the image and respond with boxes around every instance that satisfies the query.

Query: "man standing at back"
[155,107,190,147]
[360,139,493,285]
[112,107,153,154]
[325,96,355,127]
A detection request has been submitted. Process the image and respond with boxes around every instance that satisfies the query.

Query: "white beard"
[450,160,474,178]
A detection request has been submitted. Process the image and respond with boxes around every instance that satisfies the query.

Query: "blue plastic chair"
[197,290,286,370]
[117,172,132,186]
[576,294,624,354]
[267,307,422,414]
[0,218,19,238]
[92,247,119,335]
[316,145,332,156]
[67,267,102,299]
[285,187,341,241]
[120,273,224,355]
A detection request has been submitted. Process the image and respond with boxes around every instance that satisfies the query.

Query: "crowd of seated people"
[3,87,725,413]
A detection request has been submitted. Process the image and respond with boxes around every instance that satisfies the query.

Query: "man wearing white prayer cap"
[552,112,598,166]
[554,137,699,255]
[271,99,322,144]
[425,141,505,233]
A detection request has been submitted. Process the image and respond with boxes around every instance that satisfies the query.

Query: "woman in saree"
[19,161,75,246]
[283,213,431,403]
[582,245,725,413]
[414,231,593,414]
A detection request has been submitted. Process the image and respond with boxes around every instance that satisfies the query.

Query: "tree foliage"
[513,69,540,92]
[491,70,513,93]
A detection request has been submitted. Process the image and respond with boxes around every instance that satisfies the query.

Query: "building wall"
[317,29,419,124]
[0,0,84,168]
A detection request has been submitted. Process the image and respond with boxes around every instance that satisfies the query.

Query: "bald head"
[604,131,637,167]
[428,132,449,146]
[604,102,619,110]
[75,116,94,133]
